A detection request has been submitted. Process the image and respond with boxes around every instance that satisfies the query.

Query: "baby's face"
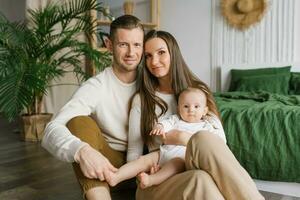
[178,90,208,123]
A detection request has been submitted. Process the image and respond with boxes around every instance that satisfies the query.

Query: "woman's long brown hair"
[138,30,220,147]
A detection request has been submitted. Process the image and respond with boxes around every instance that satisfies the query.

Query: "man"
[42,15,144,199]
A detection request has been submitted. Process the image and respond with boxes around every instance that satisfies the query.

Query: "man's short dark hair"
[110,15,144,42]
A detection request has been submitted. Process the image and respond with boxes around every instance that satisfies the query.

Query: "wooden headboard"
[220,63,300,92]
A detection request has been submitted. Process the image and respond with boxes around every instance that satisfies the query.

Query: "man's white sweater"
[42,67,136,162]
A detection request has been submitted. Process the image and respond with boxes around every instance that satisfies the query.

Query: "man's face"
[110,28,144,73]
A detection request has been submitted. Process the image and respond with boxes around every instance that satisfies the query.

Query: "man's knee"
[67,116,91,127]
[67,116,96,130]
[67,116,100,138]
[66,116,105,151]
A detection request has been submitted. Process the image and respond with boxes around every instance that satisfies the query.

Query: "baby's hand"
[150,124,165,138]
[149,164,161,174]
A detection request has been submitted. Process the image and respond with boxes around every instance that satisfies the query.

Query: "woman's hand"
[162,129,192,146]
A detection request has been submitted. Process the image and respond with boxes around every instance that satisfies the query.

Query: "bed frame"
[219,63,300,197]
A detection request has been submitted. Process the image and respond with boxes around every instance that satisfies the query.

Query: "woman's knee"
[188,131,224,153]
[186,170,208,183]
[185,132,226,170]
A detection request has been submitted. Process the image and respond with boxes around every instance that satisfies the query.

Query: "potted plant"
[0,0,112,141]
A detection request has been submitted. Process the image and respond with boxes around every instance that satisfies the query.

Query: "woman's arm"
[205,113,227,143]
[163,113,226,146]
[163,129,192,146]
[127,95,144,162]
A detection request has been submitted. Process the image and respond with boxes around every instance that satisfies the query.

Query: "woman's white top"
[127,92,177,162]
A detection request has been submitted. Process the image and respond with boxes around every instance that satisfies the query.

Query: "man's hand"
[163,129,191,146]
[75,145,118,181]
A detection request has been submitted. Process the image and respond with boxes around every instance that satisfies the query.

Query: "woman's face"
[144,37,171,79]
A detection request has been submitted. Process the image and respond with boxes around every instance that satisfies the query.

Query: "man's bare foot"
[137,172,152,189]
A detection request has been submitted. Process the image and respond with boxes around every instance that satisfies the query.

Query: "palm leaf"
[0,0,112,121]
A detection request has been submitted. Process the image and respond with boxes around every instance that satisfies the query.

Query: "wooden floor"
[0,117,135,200]
[0,116,299,200]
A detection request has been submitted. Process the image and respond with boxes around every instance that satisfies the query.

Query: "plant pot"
[21,113,53,142]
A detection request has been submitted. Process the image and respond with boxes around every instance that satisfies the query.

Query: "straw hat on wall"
[221,0,268,30]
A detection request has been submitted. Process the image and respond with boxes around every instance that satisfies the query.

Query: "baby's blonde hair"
[178,87,207,105]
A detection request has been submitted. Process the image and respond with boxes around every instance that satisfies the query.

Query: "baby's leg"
[138,157,185,189]
[107,151,159,187]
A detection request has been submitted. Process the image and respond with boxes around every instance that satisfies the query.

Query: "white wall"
[2,0,300,113]
[160,0,300,91]
[160,0,212,86]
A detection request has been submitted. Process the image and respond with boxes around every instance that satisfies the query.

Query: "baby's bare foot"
[137,172,152,189]
[106,172,119,187]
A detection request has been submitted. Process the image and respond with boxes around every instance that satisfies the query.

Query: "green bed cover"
[214,91,300,182]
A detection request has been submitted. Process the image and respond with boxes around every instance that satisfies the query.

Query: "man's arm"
[42,120,87,162]
[41,77,102,162]
[42,77,119,180]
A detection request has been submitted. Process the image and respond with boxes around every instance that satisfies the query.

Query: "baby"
[106,87,226,188]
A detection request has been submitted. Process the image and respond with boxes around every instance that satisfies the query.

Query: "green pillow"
[235,73,290,94]
[289,72,300,95]
[229,66,291,91]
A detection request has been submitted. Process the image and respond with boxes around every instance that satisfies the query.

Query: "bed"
[214,63,300,197]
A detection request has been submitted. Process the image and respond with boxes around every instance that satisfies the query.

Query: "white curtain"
[211,0,296,91]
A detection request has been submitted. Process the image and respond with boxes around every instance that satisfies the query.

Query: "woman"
[127,30,264,200]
